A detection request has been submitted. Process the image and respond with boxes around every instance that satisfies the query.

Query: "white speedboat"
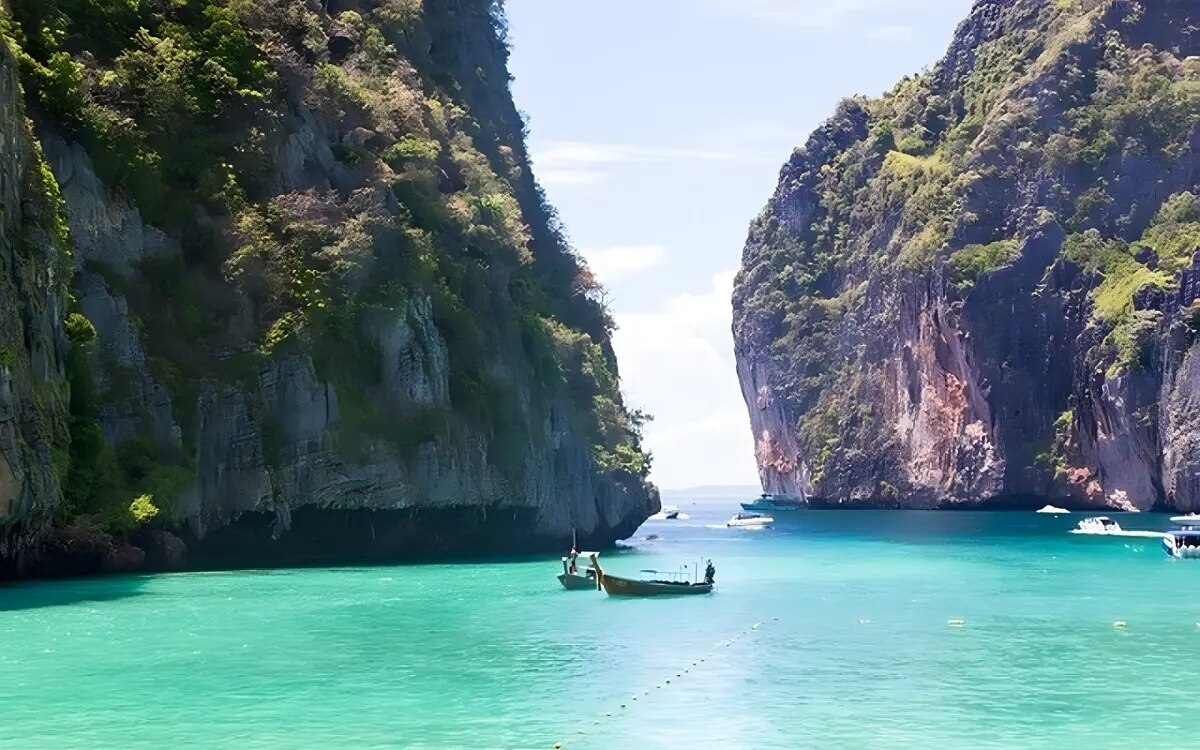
[1036,504,1069,514]
[1070,516,1123,535]
[727,512,773,528]
[1170,513,1200,526]
[1163,529,1200,558]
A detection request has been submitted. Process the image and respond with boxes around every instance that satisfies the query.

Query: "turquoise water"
[2,508,1197,749]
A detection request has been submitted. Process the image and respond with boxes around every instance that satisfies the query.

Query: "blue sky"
[506,0,974,489]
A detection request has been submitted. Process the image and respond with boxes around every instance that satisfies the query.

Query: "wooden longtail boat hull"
[600,574,713,596]
[557,572,598,590]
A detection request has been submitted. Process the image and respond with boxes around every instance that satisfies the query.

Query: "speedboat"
[1170,513,1200,526]
[727,512,774,528]
[648,505,685,521]
[741,492,805,512]
[1069,516,1122,535]
[1036,504,1069,514]
[1163,529,1200,558]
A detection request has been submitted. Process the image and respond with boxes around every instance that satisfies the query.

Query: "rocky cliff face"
[0,39,71,558]
[0,0,655,577]
[733,0,1200,510]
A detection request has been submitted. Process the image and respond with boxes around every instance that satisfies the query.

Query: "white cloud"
[537,169,609,187]
[530,140,744,189]
[582,245,666,283]
[612,270,760,489]
[701,0,930,39]
[862,24,916,41]
[537,140,737,167]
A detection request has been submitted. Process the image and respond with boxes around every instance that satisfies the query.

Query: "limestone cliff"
[733,0,1200,509]
[0,0,656,577]
[0,38,71,558]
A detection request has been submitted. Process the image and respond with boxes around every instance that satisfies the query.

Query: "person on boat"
[567,549,579,575]
[704,560,716,585]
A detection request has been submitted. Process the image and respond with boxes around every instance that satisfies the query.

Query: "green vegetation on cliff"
[1,0,650,547]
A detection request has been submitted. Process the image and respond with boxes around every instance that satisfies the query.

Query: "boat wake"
[706,523,768,531]
[1069,529,1167,539]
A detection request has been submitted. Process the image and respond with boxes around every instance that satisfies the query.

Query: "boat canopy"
[561,551,600,561]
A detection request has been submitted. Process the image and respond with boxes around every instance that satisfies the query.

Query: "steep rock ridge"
[0,0,655,577]
[734,0,1200,509]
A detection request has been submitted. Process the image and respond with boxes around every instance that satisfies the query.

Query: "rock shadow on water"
[0,574,150,612]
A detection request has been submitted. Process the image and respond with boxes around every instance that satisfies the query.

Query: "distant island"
[661,485,762,501]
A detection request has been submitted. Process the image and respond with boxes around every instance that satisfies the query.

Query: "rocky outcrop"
[734,0,1200,509]
[0,0,655,577]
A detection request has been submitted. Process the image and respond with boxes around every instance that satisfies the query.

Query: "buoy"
[620,704,626,709]
[666,680,671,684]
[631,695,638,701]
[948,618,965,627]
[1114,620,1127,629]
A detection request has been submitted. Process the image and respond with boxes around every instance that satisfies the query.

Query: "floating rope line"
[552,619,772,749]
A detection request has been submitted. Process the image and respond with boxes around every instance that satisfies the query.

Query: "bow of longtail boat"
[599,573,713,596]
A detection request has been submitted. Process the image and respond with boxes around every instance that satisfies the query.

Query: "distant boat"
[557,550,600,590]
[1036,504,1070,514]
[1070,516,1123,535]
[591,555,715,597]
[648,505,686,521]
[727,512,773,528]
[741,492,805,512]
[1170,513,1200,525]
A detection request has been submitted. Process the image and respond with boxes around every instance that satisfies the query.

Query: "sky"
[505,0,974,489]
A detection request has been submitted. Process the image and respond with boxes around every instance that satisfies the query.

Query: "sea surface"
[2,506,1197,749]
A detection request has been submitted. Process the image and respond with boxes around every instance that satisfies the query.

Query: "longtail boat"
[557,550,600,590]
[590,555,715,597]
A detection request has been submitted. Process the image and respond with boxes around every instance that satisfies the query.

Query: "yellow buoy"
[948,618,965,627]
[1114,620,1127,629]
